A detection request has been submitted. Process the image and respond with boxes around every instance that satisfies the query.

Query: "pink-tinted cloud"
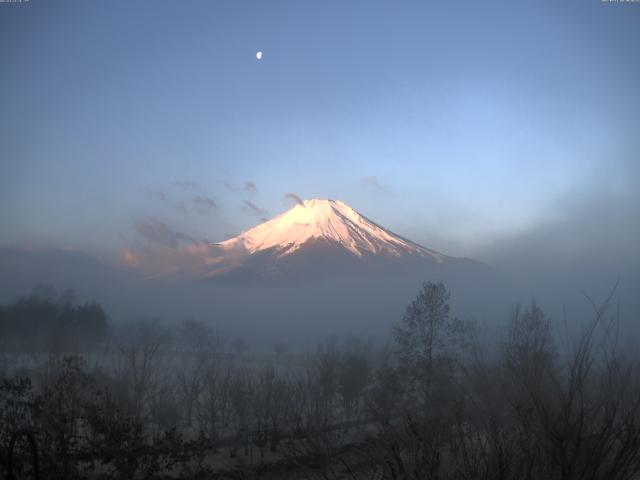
[120,248,140,267]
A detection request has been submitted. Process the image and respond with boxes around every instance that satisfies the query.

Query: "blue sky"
[1,0,638,261]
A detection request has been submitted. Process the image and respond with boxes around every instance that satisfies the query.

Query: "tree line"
[0,286,108,353]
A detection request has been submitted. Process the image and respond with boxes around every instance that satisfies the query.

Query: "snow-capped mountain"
[219,199,443,260]
[201,199,484,283]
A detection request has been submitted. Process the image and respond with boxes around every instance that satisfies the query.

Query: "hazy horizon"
[1,0,639,339]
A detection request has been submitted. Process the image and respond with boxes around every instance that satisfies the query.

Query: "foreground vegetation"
[1,282,639,480]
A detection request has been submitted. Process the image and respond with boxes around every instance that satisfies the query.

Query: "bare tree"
[392,281,465,408]
[196,350,234,451]
[175,319,223,431]
[337,337,371,424]
[112,320,168,431]
[367,349,404,429]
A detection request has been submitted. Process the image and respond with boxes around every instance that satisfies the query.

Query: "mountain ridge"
[214,199,443,258]
[201,199,480,283]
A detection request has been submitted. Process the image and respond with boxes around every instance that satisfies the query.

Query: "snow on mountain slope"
[213,199,445,262]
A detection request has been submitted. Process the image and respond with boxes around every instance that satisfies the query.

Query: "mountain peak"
[302,198,339,206]
[300,198,348,210]
[214,199,444,262]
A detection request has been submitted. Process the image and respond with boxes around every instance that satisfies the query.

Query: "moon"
[256,51,263,60]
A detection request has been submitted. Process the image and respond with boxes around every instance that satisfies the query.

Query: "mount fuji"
[0,200,508,340]
[201,199,492,284]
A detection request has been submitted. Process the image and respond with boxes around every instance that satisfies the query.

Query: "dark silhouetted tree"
[392,281,463,407]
